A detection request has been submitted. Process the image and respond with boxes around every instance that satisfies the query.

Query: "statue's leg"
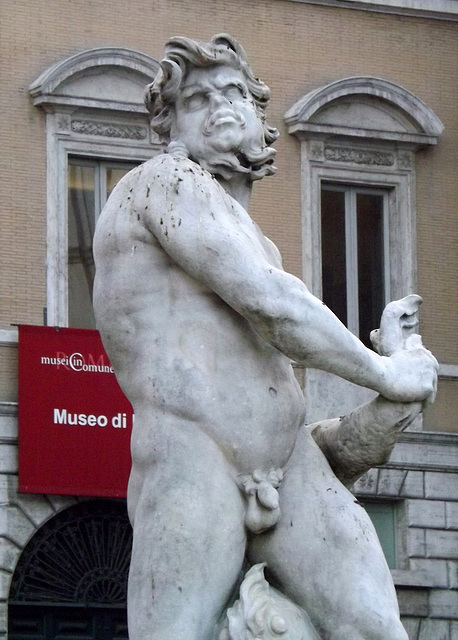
[248,426,408,640]
[127,432,247,640]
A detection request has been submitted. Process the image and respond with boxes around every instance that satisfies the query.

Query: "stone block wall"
[354,432,458,640]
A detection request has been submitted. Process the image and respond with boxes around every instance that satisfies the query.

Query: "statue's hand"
[380,343,438,405]
[371,295,438,405]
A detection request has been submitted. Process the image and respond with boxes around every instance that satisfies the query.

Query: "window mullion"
[346,189,359,336]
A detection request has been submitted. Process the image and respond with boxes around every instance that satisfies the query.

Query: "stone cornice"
[276,0,458,21]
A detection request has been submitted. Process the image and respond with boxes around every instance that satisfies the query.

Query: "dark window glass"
[357,193,384,347]
[321,188,347,326]
[321,185,387,347]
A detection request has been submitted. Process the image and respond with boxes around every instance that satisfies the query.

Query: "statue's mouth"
[204,108,246,134]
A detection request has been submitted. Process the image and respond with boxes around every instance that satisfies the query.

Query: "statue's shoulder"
[136,153,220,214]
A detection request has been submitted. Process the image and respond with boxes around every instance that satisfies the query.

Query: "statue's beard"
[169,108,277,182]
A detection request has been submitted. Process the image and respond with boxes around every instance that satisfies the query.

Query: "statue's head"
[145,34,278,181]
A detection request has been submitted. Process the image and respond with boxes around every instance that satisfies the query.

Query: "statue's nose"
[209,92,229,109]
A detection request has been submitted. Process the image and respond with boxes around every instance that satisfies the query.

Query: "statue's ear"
[160,59,181,101]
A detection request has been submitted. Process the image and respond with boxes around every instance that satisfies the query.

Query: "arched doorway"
[8,500,131,639]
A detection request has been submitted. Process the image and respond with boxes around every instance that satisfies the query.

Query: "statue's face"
[171,64,265,170]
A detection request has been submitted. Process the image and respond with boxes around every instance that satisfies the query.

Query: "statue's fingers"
[379,295,423,356]
[382,294,422,322]
[392,294,422,318]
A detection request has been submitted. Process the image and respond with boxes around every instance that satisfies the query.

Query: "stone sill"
[0,328,18,345]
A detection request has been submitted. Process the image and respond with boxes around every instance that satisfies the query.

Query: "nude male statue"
[93,34,438,640]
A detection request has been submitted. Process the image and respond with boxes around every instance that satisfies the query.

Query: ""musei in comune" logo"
[40,351,114,373]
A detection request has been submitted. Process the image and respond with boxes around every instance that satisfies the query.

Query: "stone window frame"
[29,47,161,327]
[284,76,444,423]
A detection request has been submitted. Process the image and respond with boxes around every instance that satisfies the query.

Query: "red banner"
[18,325,133,497]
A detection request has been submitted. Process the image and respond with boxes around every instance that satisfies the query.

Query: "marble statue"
[93,34,438,640]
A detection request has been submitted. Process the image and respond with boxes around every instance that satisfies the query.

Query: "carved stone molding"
[56,115,71,132]
[324,146,394,166]
[71,119,148,140]
[398,151,414,169]
[309,141,324,161]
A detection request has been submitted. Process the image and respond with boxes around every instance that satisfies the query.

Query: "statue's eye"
[185,91,207,110]
[223,84,246,101]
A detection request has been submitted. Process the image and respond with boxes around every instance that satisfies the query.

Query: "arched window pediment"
[285,76,444,147]
[30,47,159,113]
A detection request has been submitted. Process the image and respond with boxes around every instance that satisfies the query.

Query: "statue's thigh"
[248,427,400,638]
[128,443,247,640]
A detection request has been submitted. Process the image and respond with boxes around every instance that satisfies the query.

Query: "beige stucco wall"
[1,0,457,427]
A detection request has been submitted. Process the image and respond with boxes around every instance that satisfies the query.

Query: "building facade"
[1,1,457,638]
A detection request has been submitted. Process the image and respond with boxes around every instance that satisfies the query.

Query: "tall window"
[67,159,138,328]
[321,185,389,348]
[284,77,443,422]
[30,47,161,328]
